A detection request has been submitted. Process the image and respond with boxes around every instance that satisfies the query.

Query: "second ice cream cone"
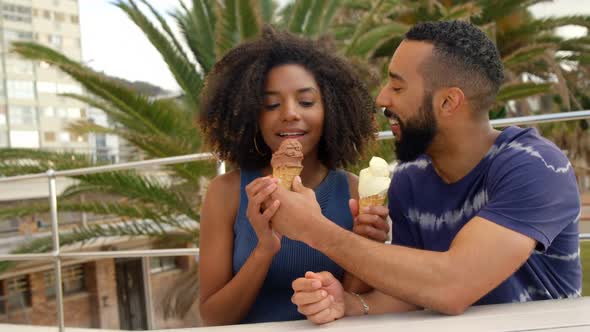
[273,165,303,191]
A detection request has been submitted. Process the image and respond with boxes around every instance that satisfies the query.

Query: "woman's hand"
[349,199,390,243]
[245,176,282,256]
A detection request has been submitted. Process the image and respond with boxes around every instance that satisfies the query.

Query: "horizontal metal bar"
[0,152,215,183]
[377,109,590,140]
[3,236,590,261]
[0,248,199,261]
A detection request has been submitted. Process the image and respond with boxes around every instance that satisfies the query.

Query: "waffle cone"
[359,194,386,211]
[273,166,303,190]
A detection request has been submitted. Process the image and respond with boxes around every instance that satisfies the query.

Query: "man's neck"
[428,122,500,184]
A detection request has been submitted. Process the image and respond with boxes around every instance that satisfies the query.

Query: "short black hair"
[199,26,375,170]
[405,20,504,112]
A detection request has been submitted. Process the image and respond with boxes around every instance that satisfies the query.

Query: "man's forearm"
[307,217,462,314]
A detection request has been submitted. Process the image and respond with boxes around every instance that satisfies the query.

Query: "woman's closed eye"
[299,100,315,107]
[264,103,280,110]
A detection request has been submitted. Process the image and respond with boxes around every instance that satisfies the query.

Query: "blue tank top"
[232,168,353,323]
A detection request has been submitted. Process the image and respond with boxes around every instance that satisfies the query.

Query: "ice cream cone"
[273,165,303,191]
[359,194,386,211]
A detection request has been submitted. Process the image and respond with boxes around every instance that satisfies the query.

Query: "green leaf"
[288,0,313,34]
[502,43,556,69]
[352,22,408,57]
[303,0,328,37]
[496,82,553,102]
[215,0,239,57]
[237,0,260,40]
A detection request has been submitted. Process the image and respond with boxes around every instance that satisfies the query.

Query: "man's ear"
[435,87,465,118]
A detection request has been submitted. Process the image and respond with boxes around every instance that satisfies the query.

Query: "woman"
[198,26,389,325]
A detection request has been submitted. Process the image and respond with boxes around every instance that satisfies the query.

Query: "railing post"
[47,169,65,332]
[142,257,155,330]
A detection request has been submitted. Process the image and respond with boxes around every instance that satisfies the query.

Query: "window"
[0,106,6,126]
[1,3,32,23]
[44,131,56,142]
[67,108,81,118]
[58,131,70,143]
[42,106,55,117]
[150,257,178,273]
[9,130,39,148]
[47,34,62,48]
[7,80,35,99]
[43,10,51,19]
[70,15,79,24]
[3,29,33,47]
[2,276,32,312]
[57,83,82,94]
[44,265,85,298]
[0,130,7,147]
[5,58,33,75]
[9,105,36,126]
[37,81,57,94]
[54,12,65,22]
[56,108,67,118]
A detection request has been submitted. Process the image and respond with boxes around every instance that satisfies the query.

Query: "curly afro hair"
[199,26,376,170]
[405,20,504,112]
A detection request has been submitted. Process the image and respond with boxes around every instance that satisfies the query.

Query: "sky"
[79,0,590,93]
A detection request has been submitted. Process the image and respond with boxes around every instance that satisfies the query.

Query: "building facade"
[0,0,91,154]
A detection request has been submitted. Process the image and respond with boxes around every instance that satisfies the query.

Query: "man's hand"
[291,271,345,324]
[267,176,323,242]
[349,199,390,243]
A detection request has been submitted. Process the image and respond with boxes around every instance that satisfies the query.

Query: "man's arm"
[305,215,535,314]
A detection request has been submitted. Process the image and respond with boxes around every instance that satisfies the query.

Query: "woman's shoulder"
[205,170,241,203]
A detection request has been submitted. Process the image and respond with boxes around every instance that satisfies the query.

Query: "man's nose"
[376,85,390,108]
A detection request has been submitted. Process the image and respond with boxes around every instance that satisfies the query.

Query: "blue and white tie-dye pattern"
[389,126,582,304]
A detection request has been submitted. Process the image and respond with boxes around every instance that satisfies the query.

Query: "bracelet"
[351,292,369,315]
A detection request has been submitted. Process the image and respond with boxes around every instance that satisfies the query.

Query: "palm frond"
[237,0,261,40]
[214,0,239,57]
[496,82,553,103]
[302,0,328,37]
[260,0,275,23]
[115,0,202,108]
[352,22,408,58]
[319,0,339,34]
[288,0,313,34]
[440,2,482,21]
[502,43,557,69]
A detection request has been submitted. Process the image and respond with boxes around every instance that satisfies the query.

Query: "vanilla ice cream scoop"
[358,157,391,198]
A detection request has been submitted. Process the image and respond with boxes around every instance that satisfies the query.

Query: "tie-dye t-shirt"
[389,126,582,304]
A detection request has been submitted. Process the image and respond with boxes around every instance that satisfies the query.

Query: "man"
[261,20,582,324]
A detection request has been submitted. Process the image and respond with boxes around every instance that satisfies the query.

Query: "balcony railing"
[0,110,590,331]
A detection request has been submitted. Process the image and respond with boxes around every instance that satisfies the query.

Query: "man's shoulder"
[488,127,570,174]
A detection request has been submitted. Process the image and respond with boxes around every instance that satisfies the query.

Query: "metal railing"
[0,110,590,331]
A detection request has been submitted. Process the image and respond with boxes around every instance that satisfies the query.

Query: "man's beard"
[394,93,437,162]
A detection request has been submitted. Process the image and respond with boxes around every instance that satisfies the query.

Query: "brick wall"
[85,259,120,329]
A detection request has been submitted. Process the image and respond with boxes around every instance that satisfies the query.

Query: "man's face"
[376,40,438,162]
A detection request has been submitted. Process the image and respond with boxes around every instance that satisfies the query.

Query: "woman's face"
[259,64,325,158]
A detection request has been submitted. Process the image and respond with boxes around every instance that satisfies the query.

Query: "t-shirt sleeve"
[477,143,580,251]
[389,171,421,248]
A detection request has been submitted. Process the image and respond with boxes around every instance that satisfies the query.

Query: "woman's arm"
[198,172,279,326]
